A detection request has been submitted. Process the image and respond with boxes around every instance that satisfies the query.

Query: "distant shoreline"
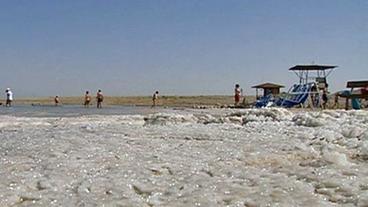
[2,95,256,108]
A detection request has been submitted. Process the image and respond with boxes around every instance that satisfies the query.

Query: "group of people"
[2,84,346,109]
[3,88,160,108]
[1,85,241,108]
[53,90,160,108]
[82,90,104,108]
[54,90,104,108]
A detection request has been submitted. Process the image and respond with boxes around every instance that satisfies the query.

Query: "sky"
[0,0,367,97]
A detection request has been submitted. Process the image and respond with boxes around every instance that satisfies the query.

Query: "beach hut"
[252,82,284,99]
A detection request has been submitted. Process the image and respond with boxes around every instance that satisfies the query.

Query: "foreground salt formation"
[0,108,368,206]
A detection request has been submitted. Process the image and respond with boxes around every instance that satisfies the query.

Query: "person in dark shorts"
[322,90,328,109]
[54,96,60,106]
[234,84,241,106]
[96,90,104,108]
[5,88,13,107]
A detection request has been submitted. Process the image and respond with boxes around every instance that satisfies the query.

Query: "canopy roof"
[289,65,337,71]
[347,80,368,88]
[252,82,284,89]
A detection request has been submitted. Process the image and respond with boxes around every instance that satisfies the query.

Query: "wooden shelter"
[252,82,284,99]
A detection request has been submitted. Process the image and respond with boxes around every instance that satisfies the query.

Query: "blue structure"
[254,64,337,108]
[275,83,314,108]
[255,94,274,108]
[255,83,314,108]
[338,90,362,110]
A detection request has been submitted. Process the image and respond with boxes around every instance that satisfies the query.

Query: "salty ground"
[1,107,368,206]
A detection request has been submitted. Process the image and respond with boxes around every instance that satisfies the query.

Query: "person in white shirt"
[5,88,13,107]
[152,91,159,107]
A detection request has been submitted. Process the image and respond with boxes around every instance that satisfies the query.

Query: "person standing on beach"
[322,89,328,109]
[5,88,13,107]
[54,96,60,106]
[334,94,339,109]
[84,91,91,107]
[96,90,104,108]
[234,84,241,106]
[152,91,159,107]
[241,88,247,106]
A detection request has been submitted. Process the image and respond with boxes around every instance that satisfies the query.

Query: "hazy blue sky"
[0,0,367,97]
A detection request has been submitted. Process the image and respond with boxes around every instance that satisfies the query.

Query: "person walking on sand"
[5,88,13,107]
[152,91,159,107]
[54,96,60,106]
[84,91,91,107]
[96,90,104,108]
[322,89,328,109]
[241,88,247,106]
[234,84,241,106]
[334,93,339,109]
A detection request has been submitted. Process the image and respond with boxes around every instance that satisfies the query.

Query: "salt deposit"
[0,108,368,206]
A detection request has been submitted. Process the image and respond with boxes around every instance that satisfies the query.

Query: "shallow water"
[0,105,165,117]
[1,108,368,206]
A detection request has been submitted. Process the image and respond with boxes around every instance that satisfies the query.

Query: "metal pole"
[306,70,309,84]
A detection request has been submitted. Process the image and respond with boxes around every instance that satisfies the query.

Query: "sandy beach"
[8,96,256,108]
[7,95,358,110]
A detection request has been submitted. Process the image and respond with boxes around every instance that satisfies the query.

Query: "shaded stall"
[252,83,284,99]
[338,81,368,110]
[289,65,338,108]
[289,65,337,89]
